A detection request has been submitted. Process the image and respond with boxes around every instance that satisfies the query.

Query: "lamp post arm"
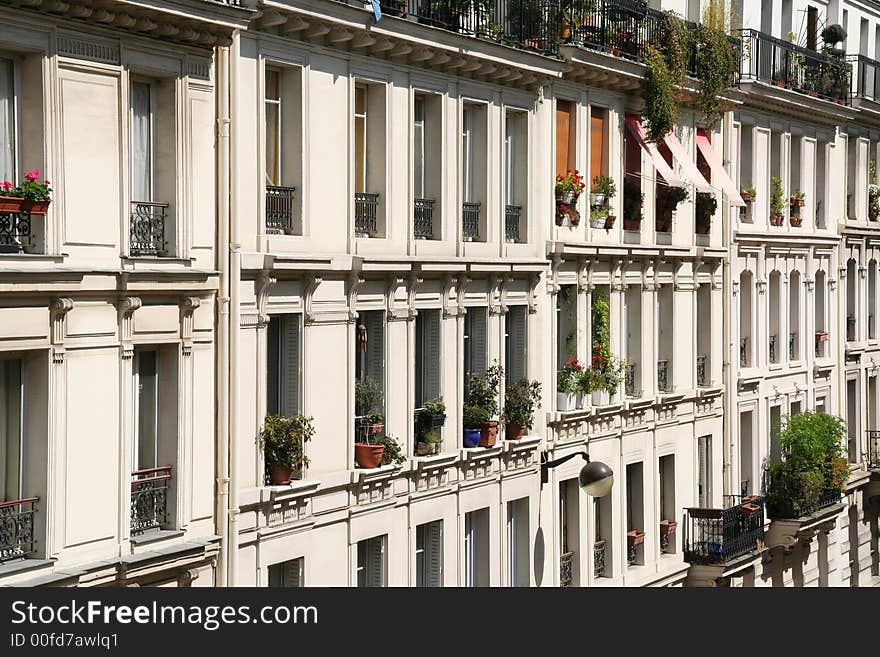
[540,451,590,484]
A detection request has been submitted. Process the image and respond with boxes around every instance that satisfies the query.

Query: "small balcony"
[413,198,435,239]
[0,210,37,254]
[657,359,670,393]
[131,466,172,536]
[768,334,777,363]
[740,337,749,367]
[462,201,480,241]
[788,332,797,360]
[846,315,856,342]
[130,201,168,256]
[868,430,880,470]
[683,495,765,567]
[764,467,841,520]
[355,192,380,237]
[849,54,880,101]
[624,362,637,397]
[505,204,521,243]
[559,550,573,588]
[0,497,38,563]
[265,185,296,234]
[593,538,606,578]
[696,355,707,387]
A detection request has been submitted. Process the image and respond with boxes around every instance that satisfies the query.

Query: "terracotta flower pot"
[790,197,805,208]
[741,193,756,203]
[603,214,616,229]
[741,502,760,517]
[505,423,526,440]
[659,520,678,536]
[0,196,50,214]
[770,213,785,226]
[354,443,385,469]
[268,464,300,485]
[789,214,803,227]
[627,530,646,546]
[479,420,499,447]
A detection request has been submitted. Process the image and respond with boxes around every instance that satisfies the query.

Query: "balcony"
[130,201,168,256]
[846,315,856,342]
[769,334,777,363]
[765,466,841,520]
[593,539,606,578]
[624,362,636,397]
[788,332,797,360]
[559,550,573,588]
[131,466,171,536]
[656,359,670,393]
[505,204,521,243]
[696,355,707,387]
[462,201,480,241]
[355,192,379,237]
[738,29,852,104]
[265,185,296,234]
[683,495,765,566]
[0,210,36,254]
[0,497,38,563]
[868,430,880,470]
[849,54,880,101]
[413,198,435,239]
[740,337,749,367]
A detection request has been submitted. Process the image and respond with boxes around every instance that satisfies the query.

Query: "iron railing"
[847,315,856,341]
[560,550,573,587]
[265,185,296,234]
[764,466,842,520]
[624,362,636,397]
[868,430,880,469]
[683,495,765,566]
[696,355,707,387]
[131,466,171,535]
[740,337,749,366]
[738,29,851,104]
[0,497,37,563]
[769,334,777,363]
[413,198,435,239]
[130,201,168,256]
[462,201,480,240]
[657,359,670,392]
[505,204,521,242]
[593,539,606,578]
[789,332,797,360]
[355,192,380,236]
[849,54,880,101]
[0,211,33,253]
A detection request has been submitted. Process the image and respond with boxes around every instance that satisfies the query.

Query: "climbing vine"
[643,46,676,143]
[693,0,738,126]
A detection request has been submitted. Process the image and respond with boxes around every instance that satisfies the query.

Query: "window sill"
[624,397,654,411]
[503,435,542,452]
[459,444,504,461]
[412,452,458,470]
[696,386,723,399]
[130,529,184,546]
[259,479,321,503]
[655,391,685,404]
[349,463,404,484]
[0,557,55,579]
[0,252,66,262]
[122,255,195,265]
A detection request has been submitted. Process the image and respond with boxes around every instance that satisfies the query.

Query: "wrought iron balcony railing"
[768,334,777,363]
[764,466,842,520]
[462,201,480,241]
[559,550,573,587]
[624,362,636,397]
[696,355,707,387]
[131,466,171,535]
[657,359,670,392]
[413,198,435,239]
[130,201,168,256]
[847,314,856,341]
[683,495,765,566]
[740,336,749,367]
[265,185,296,234]
[849,54,880,101]
[505,204,521,242]
[868,430,880,470]
[788,332,797,360]
[593,539,606,578]
[738,29,852,104]
[355,192,380,236]
[0,497,37,563]
[0,211,34,254]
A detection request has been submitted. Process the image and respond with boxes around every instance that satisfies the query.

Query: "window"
[415,309,440,406]
[413,93,441,239]
[461,102,488,242]
[268,558,303,587]
[0,358,22,502]
[464,508,489,587]
[353,81,387,238]
[356,310,384,391]
[265,67,281,187]
[130,81,154,204]
[697,435,712,507]
[264,64,303,235]
[769,406,781,465]
[507,498,529,586]
[414,94,425,200]
[504,109,527,243]
[462,104,474,203]
[807,6,818,50]
[356,535,386,587]
[847,378,858,462]
[463,306,487,385]
[590,106,609,181]
[135,350,159,471]
[659,455,675,554]
[416,520,443,587]
[740,410,754,495]
[505,306,527,385]
[625,462,644,567]
[557,285,576,373]
[267,314,301,416]
[555,99,575,177]
[0,57,15,182]
[559,479,579,586]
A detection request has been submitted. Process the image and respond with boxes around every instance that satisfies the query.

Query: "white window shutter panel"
[282,315,300,415]
[472,308,487,376]
[428,521,443,587]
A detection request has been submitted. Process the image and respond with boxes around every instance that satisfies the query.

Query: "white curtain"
[0,58,15,183]
[130,81,152,202]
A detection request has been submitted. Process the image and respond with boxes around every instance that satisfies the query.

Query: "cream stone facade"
[1,0,878,588]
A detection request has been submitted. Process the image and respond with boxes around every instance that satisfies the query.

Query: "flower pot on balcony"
[627,530,646,546]
[790,197,805,208]
[363,421,384,437]
[354,443,385,469]
[479,420,499,447]
[556,392,576,412]
[603,214,616,229]
[590,192,605,206]
[770,212,785,226]
[789,214,803,227]
[0,196,50,214]
[267,464,301,485]
[741,502,761,517]
[659,520,678,536]
[505,423,526,441]
[556,190,579,205]
[816,331,828,342]
[575,392,585,409]
[415,441,441,456]
[590,213,607,229]
[463,428,482,448]
[591,389,609,406]
[740,192,756,203]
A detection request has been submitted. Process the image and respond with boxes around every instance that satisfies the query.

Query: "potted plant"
[695,191,717,235]
[591,175,615,207]
[740,185,756,203]
[556,169,586,205]
[604,213,616,229]
[740,502,761,517]
[260,414,315,485]
[418,396,446,432]
[464,362,503,447]
[627,529,646,546]
[556,358,581,411]
[590,205,609,229]
[790,190,805,208]
[575,365,593,409]
[789,190,804,227]
[0,169,52,214]
[502,378,542,440]
[769,176,785,226]
[377,434,406,466]
[416,428,443,456]
[355,379,385,436]
[659,519,678,537]
[655,185,688,232]
[623,178,643,231]
[462,404,487,448]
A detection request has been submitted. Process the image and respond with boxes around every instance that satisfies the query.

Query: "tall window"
[464,508,489,587]
[590,106,609,181]
[267,315,301,416]
[356,535,386,587]
[416,520,443,587]
[265,67,281,187]
[268,557,303,587]
[555,99,575,177]
[415,310,440,407]
[507,498,529,586]
[505,306,527,385]
[135,350,158,471]
[0,57,15,182]
[354,84,367,195]
[355,310,384,391]
[414,95,425,200]
[462,105,474,203]
[463,307,487,385]
[0,358,22,502]
[697,435,712,507]
[130,81,154,203]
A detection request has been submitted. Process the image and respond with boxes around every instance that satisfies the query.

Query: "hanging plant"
[643,46,676,142]
[660,10,690,85]
[693,0,738,127]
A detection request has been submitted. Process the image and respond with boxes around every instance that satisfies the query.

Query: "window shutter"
[365,311,385,396]
[428,521,443,587]
[555,101,571,177]
[698,436,711,507]
[422,311,440,404]
[463,107,473,203]
[414,96,425,198]
[130,81,153,203]
[506,307,526,384]
[282,315,300,416]
[0,58,14,182]
[284,559,302,587]
[266,318,280,416]
[369,537,385,587]
[505,116,515,206]
[464,514,474,587]
[0,359,22,502]
[471,308,487,376]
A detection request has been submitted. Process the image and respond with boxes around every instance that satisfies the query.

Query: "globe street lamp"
[540,451,614,497]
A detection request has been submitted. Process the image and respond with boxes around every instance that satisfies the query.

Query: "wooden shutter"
[427,521,443,587]
[364,311,385,395]
[470,307,487,377]
[266,317,280,415]
[506,307,526,384]
[422,310,440,404]
[370,536,385,587]
[590,109,607,179]
[0,358,22,502]
[284,559,302,587]
[282,315,300,416]
[556,100,572,178]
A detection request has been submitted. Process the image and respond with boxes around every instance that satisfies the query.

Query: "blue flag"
[371,0,382,23]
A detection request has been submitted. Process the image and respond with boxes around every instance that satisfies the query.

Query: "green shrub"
[502,378,542,429]
[260,414,315,469]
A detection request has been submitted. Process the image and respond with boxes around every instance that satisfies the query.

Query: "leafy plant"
[557,358,582,393]
[462,404,489,429]
[421,396,446,416]
[422,428,442,444]
[821,24,847,46]
[695,191,717,224]
[1,168,52,202]
[575,366,593,395]
[791,189,805,200]
[770,176,785,215]
[643,46,676,142]
[355,378,383,417]
[260,414,315,469]
[623,177,644,224]
[591,175,616,199]
[556,169,587,195]
[741,185,756,197]
[502,378,542,429]
[590,205,609,222]
[693,1,738,127]
[377,434,406,465]
[464,361,503,420]
[659,10,690,85]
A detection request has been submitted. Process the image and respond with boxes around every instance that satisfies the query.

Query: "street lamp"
[540,451,614,497]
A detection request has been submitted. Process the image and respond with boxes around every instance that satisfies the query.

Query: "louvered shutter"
[266,318,280,416]
[428,521,443,587]
[506,307,526,384]
[282,315,300,416]
[698,436,711,507]
[471,308,487,376]
[556,101,571,177]
[370,536,385,587]
[365,311,385,393]
[464,513,474,587]
[422,311,440,404]
[284,559,302,587]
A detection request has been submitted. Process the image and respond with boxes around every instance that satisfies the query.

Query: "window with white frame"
[356,535,386,587]
[0,358,23,503]
[504,109,527,243]
[265,67,281,188]
[415,309,440,407]
[697,434,712,507]
[415,520,443,587]
[135,349,159,472]
[464,508,489,587]
[263,63,303,235]
[130,80,154,205]
[413,92,441,239]
[0,57,16,182]
[353,81,387,238]
[267,314,301,417]
[268,557,303,587]
[505,305,527,385]
[506,497,529,586]
[463,306,487,385]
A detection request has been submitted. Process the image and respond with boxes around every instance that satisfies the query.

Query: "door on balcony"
[0,57,15,183]
[0,358,22,503]
[135,350,159,471]
[130,81,154,205]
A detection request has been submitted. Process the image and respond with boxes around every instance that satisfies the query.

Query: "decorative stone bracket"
[116,297,142,361]
[179,297,201,356]
[50,298,75,364]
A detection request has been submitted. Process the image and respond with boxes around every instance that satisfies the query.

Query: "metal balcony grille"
[560,551,573,588]
[624,362,636,397]
[657,359,670,392]
[413,198,434,239]
[769,334,777,363]
[0,497,37,563]
[505,204,521,242]
[788,332,797,360]
[851,54,880,101]
[868,430,880,470]
[265,185,296,234]
[130,201,168,256]
[740,337,749,366]
[683,495,765,566]
[131,466,171,535]
[355,192,379,236]
[593,539,606,579]
[462,201,480,240]
[0,211,33,253]
[696,355,707,387]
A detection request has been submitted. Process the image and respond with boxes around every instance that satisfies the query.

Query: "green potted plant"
[556,169,586,205]
[502,378,542,440]
[556,359,580,411]
[415,428,443,456]
[464,362,503,447]
[770,176,785,226]
[354,378,385,468]
[623,177,644,231]
[695,191,717,234]
[0,168,52,214]
[260,414,315,485]
[462,404,488,448]
[869,160,880,221]
[376,434,406,466]
[416,396,446,455]
[655,185,688,232]
[789,190,805,226]
[590,175,617,229]
[740,185,756,203]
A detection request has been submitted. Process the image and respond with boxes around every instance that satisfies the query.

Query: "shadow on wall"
[533,526,545,586]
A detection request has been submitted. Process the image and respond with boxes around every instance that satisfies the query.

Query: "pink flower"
[24,168,40,182]
[43,179,50,185]
[1,181,11,191]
